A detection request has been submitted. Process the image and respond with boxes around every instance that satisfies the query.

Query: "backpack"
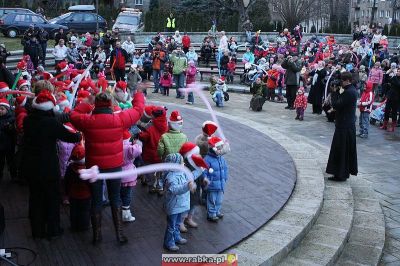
[250,95,266,111]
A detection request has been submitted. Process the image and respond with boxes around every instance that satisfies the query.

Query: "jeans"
[90,167,122,213]
[296,107,305,119]
[359,111,370,136]
[153,70,162,92]
[174,73,185,98]
[120,186,134,207]
[187,91,194,103]
[213,91,224,107]
[207,191,224,218]
[246,31,252,43]
[164,212,184,248]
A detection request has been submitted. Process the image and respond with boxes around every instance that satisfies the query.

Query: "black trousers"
[114,68,125,81]
[0,149,16,180]
[312,104,323,114]
[384,98,399,122]
[70,198,91,231]
[29,178,61,238]
[286,85,298,108]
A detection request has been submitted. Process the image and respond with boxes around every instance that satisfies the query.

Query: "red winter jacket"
[15,106,28,135]
[70,93,145,169]
[182,35,191,48]
[139,110,168,163]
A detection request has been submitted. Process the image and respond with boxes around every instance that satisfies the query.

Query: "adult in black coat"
[0,101,16,181]
[380,73,400,131]
[282,55,302,109]
[0,58,15,87]
[308,61,327,114]
[23,36,43,69]
[37,27,49,67]
[326,72,358,181]
[21,90,81,238]
[54,28,68,46]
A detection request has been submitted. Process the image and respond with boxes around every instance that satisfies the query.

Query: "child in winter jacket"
[203,136,228,222]
[213,77,228,107]
[226,58,236,84]
[294,87,308,121]
[157,111,188,194]
[368,62,383,97]
[358,65,368,94]
[185,60,197,104]
[0,98,16,181]
[139,106,168,189]
[120,131,142,222]
[65,144,91,231]
[266,66,279,101]
[163,153,196,252]
[127,65,142,96]
[159,71,173,96]
[358,81,374,138]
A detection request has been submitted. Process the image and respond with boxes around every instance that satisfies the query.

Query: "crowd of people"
[0,21,399,252]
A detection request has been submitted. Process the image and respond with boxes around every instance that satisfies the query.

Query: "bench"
[198,68,244,81]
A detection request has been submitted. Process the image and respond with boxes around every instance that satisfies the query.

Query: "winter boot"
[122,207,136,222]
[91,212,102,245]
[111,207,128,244]
[380,120,388,130]
[179,223,188,233]
[388,120,397,132]
[184,216,198,228]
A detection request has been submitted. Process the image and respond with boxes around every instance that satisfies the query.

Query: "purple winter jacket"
[121,139,142,185]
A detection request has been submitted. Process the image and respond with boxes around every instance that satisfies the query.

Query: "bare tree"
[214,0,260,30]
[269,0,321,30]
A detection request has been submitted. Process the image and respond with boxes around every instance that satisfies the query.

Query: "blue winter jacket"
[164,169,203,215]
[203,152,228,192]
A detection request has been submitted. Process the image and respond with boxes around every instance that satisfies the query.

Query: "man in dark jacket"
[326,72,358,181]
[22,90,81,239]
[23,36,43,69]
[110,41,128,81]
[0,58,15,87]
[282,55,302,109]
[54,28,68,46]
[37,27,49,67]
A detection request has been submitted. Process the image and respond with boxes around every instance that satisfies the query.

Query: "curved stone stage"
[0,107,296,265]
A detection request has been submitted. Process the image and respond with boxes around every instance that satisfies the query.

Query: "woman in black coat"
[326,72,358,181]
[22,90,81,239]
[380,72,400,132]
[308,61,327,114]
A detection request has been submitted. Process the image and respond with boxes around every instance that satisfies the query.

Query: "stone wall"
[121,32,400,48]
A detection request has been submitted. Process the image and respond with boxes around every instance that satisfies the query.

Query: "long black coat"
[0,109,15,151]
[326,84,358,179]
[308,68,327,106]
[21,109,81,181]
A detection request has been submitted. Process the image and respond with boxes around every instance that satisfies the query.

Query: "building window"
[135,0,143,5]
[380,10,384,18]
[362,10,364,17]
[386,10,390,18]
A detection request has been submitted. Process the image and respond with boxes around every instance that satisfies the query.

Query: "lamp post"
[370,0,377,28]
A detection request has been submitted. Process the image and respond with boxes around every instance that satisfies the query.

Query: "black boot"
[91,212,102,245]
[111,207,128,245]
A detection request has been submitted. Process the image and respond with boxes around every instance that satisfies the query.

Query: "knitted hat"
[202,121,218,137]
[15,96,27,107]
[57,61,68,72]
[208,136,224,152]
[17,79,30,90]
[16,60,27,71]
[0,82,9,93]
[0,98,10,109]
[32,90,57,111]
[179,142,200,159]
[70,144,85,164]
[297,87,305,94]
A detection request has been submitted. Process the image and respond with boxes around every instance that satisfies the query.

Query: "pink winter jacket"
[121,139,142,185]
[160,74,173,87]
[368,67,383,84]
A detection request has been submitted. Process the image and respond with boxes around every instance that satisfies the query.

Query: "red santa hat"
[123,130,131,140]
[218,76,225,84]
[70,144,85,164]
[97,71,106,79]
[57,61,69,72]
[76,89,91,104]
[42,72,53,80]
[63,122,77,133]
[0,98,10,109]
[22,55,30,62]
[56,93,69,107]
[53,81,66,92]
[17,79,30,90]
[144,105,156,118]
[15,96,27,107]
[64,80,74,91]
[190,154,213,173]
[79,79,90,90]
[113,105,122,114]
[202,121,218,137]
[32,90,57,111]
[208,136,224,152]
[115,80,128,92]
[0,82,9,93]
[179,142,200,159]
[169,110,183,123]
[16,60,27,71]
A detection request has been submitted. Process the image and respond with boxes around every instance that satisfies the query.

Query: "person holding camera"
[152,42,166,93]
[282,54,302,110]
[326,72,358,182]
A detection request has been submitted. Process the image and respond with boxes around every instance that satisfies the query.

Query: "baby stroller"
[370,100,386,126]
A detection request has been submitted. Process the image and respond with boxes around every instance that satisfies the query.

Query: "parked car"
[112,8,144,33]
[0,8,34,17]
[0,13,68,38]
[49,5,107,34]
